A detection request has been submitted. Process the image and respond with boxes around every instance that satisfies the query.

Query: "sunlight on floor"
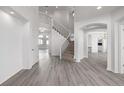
[39,49,50,68]
[39,49,49,59]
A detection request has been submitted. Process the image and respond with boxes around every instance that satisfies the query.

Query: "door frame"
[119,24,124,73]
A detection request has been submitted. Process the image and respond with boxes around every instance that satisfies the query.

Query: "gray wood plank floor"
[1,50,124,86]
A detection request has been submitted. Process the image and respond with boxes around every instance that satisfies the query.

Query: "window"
[46,40,49,45]
[39,35,43,38]
[38,39,43,44]
[46,35,48,38]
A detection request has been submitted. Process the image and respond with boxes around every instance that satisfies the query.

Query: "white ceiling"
[0,6,27,23]
[39,6,74,32]
[75,6,121,22]
[39,6,121,31]
[82,23,107,31]
[39,6,121,22]
[39,6,73,16]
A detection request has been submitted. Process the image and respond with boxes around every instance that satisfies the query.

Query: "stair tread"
[62,41,74,62]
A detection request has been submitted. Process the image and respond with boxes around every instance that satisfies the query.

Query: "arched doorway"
[82,23,108,70]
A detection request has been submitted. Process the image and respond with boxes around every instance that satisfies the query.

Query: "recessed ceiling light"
[97,6,102,10]
[10,11,14,14]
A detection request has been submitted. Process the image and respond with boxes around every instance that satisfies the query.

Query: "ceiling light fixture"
[10,11,14,14]
[97,6,102,10]
[56,6,58,8]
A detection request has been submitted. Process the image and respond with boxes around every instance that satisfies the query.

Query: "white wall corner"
[74,55,76,59]
[106,65,119,73]
[114,70,119,73]
[23,64,32,70]
[106,67,112,72]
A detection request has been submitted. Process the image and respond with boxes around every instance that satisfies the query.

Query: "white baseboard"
[75,58,81,62]
[107,67,119,73]
[107,67,112,72]
[0,67,23,84]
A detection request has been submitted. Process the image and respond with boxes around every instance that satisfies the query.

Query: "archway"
[82,23,108,70]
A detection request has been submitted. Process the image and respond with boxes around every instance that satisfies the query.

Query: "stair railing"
[52,20,70,38]
[60,33,71,60]
[51,18,71,60]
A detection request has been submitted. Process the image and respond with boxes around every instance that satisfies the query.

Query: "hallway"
[1,50,124,86]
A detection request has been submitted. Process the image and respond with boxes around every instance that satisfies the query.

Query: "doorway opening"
[87,31,107,64]
[38,27,50,60]
[83,23,108,69]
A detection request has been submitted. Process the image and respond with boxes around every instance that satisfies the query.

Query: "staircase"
[62,41,74,62]
[52,19,74,62]
[52,20,70,38]
[39,11,74,61]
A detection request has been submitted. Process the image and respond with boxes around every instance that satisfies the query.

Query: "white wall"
[22,22,34,69]
[91,33,98,53]
[103,37,107,53]
[119,25,124,73]
[51,29,67,56]
[0,6,40,84]
[74,22,84,62]
[0,9,25,84]
[88,34,92,47]
[110,7,124,73]
[11,6,40,66]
